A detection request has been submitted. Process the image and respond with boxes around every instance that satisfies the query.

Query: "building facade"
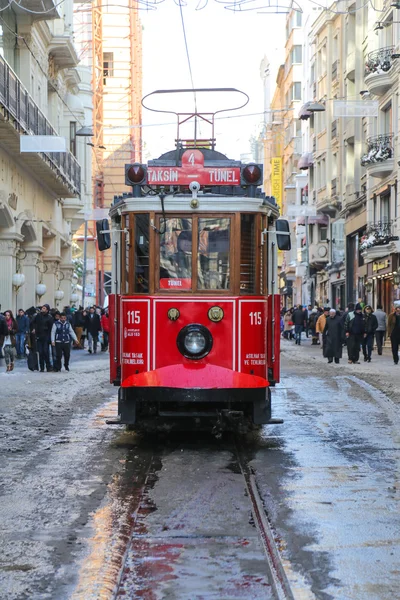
[278,1,400,312]
[0,0,92,313]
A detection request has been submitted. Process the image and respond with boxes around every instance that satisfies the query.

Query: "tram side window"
[134,214,150,293]
[124,215,130,294]
[159,218,192,290]
[197,218,230,290]
[240,214,256,294]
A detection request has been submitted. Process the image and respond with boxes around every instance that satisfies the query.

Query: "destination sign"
[147,149,240,186]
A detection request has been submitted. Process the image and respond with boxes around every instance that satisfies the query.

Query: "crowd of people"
[282,302,400,366]
[0,305,110,373]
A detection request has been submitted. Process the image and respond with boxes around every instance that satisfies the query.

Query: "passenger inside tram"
[160,227,193,288]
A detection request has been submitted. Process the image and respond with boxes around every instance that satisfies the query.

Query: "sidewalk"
[281,334,400,406]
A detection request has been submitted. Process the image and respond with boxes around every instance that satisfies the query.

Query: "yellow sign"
[373,259,390,272]
[271,157,282,209]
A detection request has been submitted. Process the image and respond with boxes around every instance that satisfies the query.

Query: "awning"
[296,214,329,226]
[298,152,314,170]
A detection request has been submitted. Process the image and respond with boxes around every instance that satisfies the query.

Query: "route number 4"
[127,310,140,324]
[249,311,262,325]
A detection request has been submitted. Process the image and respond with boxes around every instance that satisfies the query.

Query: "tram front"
[97,146,290,432]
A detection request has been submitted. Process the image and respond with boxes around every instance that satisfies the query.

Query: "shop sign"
[373,259,390,272]
[271,157,282,210]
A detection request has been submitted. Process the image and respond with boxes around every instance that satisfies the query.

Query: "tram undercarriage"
[109,386,281,433]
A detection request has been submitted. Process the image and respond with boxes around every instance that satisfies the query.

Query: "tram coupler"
[266,418,284,424]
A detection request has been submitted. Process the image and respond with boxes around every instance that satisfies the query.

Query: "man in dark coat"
[323,309,343,363]
[85,306,101,354]
[32,304,54,372]
[344,303,365,364]
[387,305,400,364]
[292,304,306,345]
[362,305,378,362]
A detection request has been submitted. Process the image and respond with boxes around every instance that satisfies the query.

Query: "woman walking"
[3,310,17,372]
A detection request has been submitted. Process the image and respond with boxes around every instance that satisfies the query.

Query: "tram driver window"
[159,218,192,290]
[197,218,230,290]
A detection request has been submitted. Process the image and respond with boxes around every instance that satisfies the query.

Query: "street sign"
[333,100,379,118]
[285,205,317,217]
[147,149,241,185]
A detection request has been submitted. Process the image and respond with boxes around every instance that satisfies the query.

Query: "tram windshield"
[197,218,230,290]
[160,218,193,289]
[159,216,231,291]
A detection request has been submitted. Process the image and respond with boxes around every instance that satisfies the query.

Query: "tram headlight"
[177,324,213,360]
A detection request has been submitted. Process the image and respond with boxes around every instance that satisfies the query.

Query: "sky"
[141,1,287,161]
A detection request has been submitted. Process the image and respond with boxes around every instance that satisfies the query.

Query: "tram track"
[234,438,296,600]
[109,434,296,600]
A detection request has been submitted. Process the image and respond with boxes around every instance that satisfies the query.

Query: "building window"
[70,122,76,157]
[291,45,302,64]
[292,82,302,100]
[103,52,114,84]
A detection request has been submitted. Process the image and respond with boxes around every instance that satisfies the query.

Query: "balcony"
[0,55,80,198]
[11,0,61,22]
[317,194,341,217]
[364,47,396,96]
[360,134,394,178]
[360,221,400,259]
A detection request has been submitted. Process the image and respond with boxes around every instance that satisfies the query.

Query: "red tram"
[97,90,290,432]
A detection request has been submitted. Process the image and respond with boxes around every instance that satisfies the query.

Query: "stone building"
[0,0,92,313]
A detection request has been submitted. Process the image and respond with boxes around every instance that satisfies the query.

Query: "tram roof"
[109,195,280,219]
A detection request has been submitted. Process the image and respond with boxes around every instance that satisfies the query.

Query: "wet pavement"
[0,350,399,599]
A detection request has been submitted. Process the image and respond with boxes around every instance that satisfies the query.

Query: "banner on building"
[271,157,282,209]
[333,100,378,118]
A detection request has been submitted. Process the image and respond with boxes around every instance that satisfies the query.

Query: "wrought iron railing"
[0,54,80,195]
[360,133,393,166]
[365,46,394,76]
[360,220,399,251]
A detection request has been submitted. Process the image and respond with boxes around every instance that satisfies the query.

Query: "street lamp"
[75,126,94,137]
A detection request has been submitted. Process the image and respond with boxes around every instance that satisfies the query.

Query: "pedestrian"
[316,306,330,349]
[374,304,387,356]
[387,305,400,365]
[50,311,61,367]
[302,305,309,337]
[283,310,293,340]
[32,304,54,372]
[51,312,79,372]
[72,306,85,347]
[15,309,30,359]
[2,311,17,372]
[362,305,378,362]
[101,310,110,351]
[345,303,365,364]
[292,304,305,345]
[308,308,319,345]
[323,308,343,364]
[85,307,101,354]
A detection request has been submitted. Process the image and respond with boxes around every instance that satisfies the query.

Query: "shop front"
[366,255,400,313]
